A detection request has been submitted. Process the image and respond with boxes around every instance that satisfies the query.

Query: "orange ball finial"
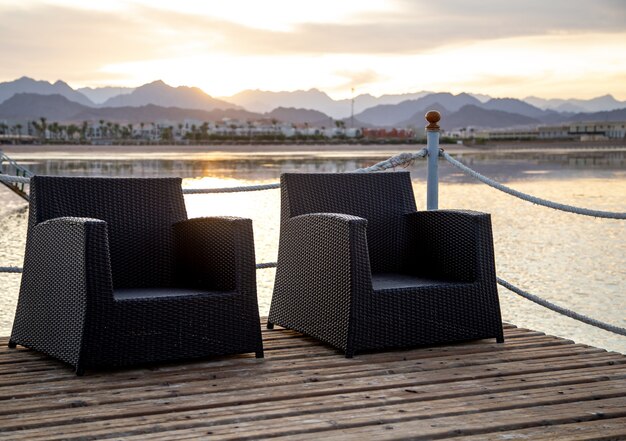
[425,110,441,131]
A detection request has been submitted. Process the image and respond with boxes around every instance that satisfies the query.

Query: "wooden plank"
[0,333,586,384]
[39,396,624,441]
[0,323,624,441]
[7,379,626,440]
[260,397,626,441]
[2,360,625,431]
[448,417,626,441]
[0,345,621,406]
[0,342,609,400]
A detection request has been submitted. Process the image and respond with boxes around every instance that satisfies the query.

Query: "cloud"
[0,4,170,83]
[136,0,626,56]
[0,0,625,99]
[332,69,386,92]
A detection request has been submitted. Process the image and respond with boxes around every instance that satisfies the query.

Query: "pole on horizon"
[350,88,355,129]
[426,110,441,210]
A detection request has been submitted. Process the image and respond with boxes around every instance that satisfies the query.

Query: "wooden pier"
[1,320,625,440]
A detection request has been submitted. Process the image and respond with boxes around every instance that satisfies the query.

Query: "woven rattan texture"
[281,172,416,273]
[269,172,504,357]
[10,177,263,374]
[30,176,187,289]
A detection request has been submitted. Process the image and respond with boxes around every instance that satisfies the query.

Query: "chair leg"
[345,349,354,359]
[255,349,264,359]
[496,332,505,343]
[75,366,85,376]
[8,340,16,349]
[266,322,274,329]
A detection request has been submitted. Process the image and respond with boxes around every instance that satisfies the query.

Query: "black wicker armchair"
[9,176,263,375]
[268,172,504,357]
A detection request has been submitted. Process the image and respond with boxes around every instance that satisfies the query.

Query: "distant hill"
[443,105,540,130]
[0,93,89,120]
[78,86,135,104]
[0,76,93,106]
[3,83,625,132]
[560,107,626,123]
[101,80,238,111]
[396,103,451,127]
[480,98,548,119]
[0,93,261,123]
[354,93,481,126]
[74,104,261,124]
[265,107,332,126]
[222,88,435,119]
[523,94,626,113]
[224,89,348,118]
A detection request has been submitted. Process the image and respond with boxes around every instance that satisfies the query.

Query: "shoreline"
[1,140,625,160]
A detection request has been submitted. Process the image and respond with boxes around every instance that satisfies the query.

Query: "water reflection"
[19,149,626,184]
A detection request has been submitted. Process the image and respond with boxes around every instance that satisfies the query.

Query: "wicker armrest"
[13,217,113,367]
[404,210,496,282]
[270,212,371,351]
[279,212,371,291]
[30,216,113,299]
[173,216,256,292]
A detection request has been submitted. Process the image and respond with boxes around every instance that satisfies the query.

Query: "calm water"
[1,146,624,353]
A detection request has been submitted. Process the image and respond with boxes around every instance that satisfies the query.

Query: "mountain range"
[1,76,625,130]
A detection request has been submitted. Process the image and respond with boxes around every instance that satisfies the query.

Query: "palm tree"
[35,117,48,142]
[67,124,79,142]
[81,121,89,141]
[246,120,253,140]
[48,122,60,141]
[270,118,279,140]
[15,123,22,140]
[98,119,105,138]
[200,122,209,139]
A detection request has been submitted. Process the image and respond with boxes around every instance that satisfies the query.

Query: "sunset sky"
[1,0,625,100]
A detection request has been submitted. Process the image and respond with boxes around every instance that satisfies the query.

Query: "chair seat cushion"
[372,273,459,292]
[114,288,236,301]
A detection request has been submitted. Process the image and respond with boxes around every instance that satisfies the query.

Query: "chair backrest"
[29,176,187,289]
[281,172,417,273]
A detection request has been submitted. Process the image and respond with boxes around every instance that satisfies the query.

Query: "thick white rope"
[354,148,428,172]
[497,277,626,336]
[0,175,30,184]
[182,183,280,194]
[441,150,626,219]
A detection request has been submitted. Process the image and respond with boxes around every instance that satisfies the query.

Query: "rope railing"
[1,125,624,338]
[183,183,280,194]
[497,277,626,336]
[0,266,22,273]
[0,175,30,184]
[441,150,626,219]
[355,148,428,172]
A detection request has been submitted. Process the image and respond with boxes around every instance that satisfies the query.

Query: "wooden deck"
[1,320,625,440]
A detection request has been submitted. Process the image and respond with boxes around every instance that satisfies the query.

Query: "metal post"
[426,110,441,210]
